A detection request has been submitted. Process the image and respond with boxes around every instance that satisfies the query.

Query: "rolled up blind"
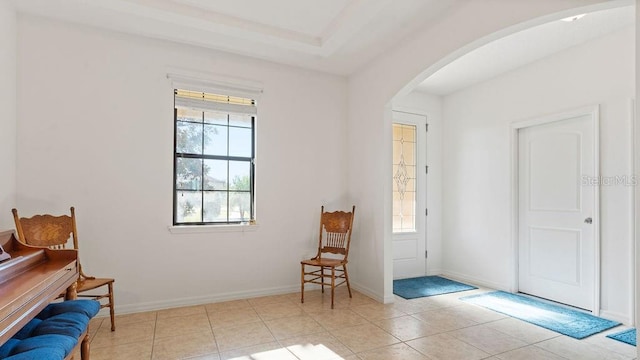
[174,89,257,115]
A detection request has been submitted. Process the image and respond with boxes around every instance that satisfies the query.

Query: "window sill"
[168,223,260,234]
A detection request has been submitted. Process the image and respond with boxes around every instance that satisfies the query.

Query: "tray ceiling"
[9,0,634,93]
[10,0,460,75]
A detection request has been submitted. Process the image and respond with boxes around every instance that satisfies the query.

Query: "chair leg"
[343,264,352,298]
[108,282,115,331]
[331,267,336,309]
[65,281,78,301]
[80,332,90,360]
[321,266,325,293]
[300,263,305,304]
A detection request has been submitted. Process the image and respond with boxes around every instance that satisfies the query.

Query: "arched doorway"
[385,1,635,325]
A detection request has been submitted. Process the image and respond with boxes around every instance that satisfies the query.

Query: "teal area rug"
[460,291,620,339]
[607,328,636,346]
[393,275,477,299]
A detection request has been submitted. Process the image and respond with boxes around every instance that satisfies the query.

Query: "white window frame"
[166,72,263,233]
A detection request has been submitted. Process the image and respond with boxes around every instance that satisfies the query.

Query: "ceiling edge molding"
[88,0,324,50]
[81,0,398,58]
[318,0,394,56]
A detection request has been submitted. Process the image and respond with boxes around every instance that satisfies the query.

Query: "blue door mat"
[607,328,636,346]
[460,291,620,339]
[393,275,477,299]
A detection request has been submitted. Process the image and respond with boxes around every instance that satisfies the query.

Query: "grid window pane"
[229,161,250,191]
[204,111,228,125]
[176,108,202,123]
[203,124,228,156]
[176,190,202,223]
[203,191,227,222]
[229,113,252,128]
[176,121,203,154]
[176,158,202,190]
[203,159,227,190]
[229,127,252,157]
[228,192,250,222]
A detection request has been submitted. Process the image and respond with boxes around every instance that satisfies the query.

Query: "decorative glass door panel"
[393,123,417,233]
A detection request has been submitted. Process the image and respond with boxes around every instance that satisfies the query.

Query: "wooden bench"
[0,300,100,360]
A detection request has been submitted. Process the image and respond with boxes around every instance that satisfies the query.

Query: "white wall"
[440,25,635,323]
[16,16,348,313]
[634,0,639,352]
[0,1,16,230]
[10,0,621,312]
[347,0,611,302]
[393,92,443,275]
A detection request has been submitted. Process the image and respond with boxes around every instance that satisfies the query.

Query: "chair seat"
[77,277,114,292]
[301,258,347,267]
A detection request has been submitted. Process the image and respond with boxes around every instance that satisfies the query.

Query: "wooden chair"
[301,205,355,309]
[12,207,116,331]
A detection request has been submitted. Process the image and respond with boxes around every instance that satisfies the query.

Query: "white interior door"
[518,113,597,311]
[392,111,426,279]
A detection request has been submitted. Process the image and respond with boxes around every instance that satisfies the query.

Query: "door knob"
[584,217,593,224]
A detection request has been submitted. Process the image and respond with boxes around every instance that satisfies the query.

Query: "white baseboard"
[95,281,389,318]
[600,309,633,326]
[98,284,300,316]
[350,282,387,303]
[427,268,442,276]
[439,270,510,292]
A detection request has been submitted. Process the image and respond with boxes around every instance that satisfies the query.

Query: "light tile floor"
[87,285,637,359]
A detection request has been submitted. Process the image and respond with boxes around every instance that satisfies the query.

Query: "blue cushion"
[37,300,100,320]
[12,319,41,340]
[34,312,89,339]
[3,348,65,360]
[8,334,75,358]
[0,339,19,358]
[0,300,100,360]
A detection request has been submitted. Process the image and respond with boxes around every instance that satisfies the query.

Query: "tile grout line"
[204,305,222,359]
[149,311,158,360]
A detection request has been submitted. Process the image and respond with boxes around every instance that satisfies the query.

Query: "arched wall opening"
[348,0,635,324]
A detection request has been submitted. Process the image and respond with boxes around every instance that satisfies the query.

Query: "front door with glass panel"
[392,111,427,279]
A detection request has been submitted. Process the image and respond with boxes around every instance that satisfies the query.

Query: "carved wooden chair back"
[12,207,79,251]
[12,206,117,332]
[317,205,355,261]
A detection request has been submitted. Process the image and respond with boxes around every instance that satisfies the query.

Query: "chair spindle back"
[12,207,79,251]
[318,205,356,258]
